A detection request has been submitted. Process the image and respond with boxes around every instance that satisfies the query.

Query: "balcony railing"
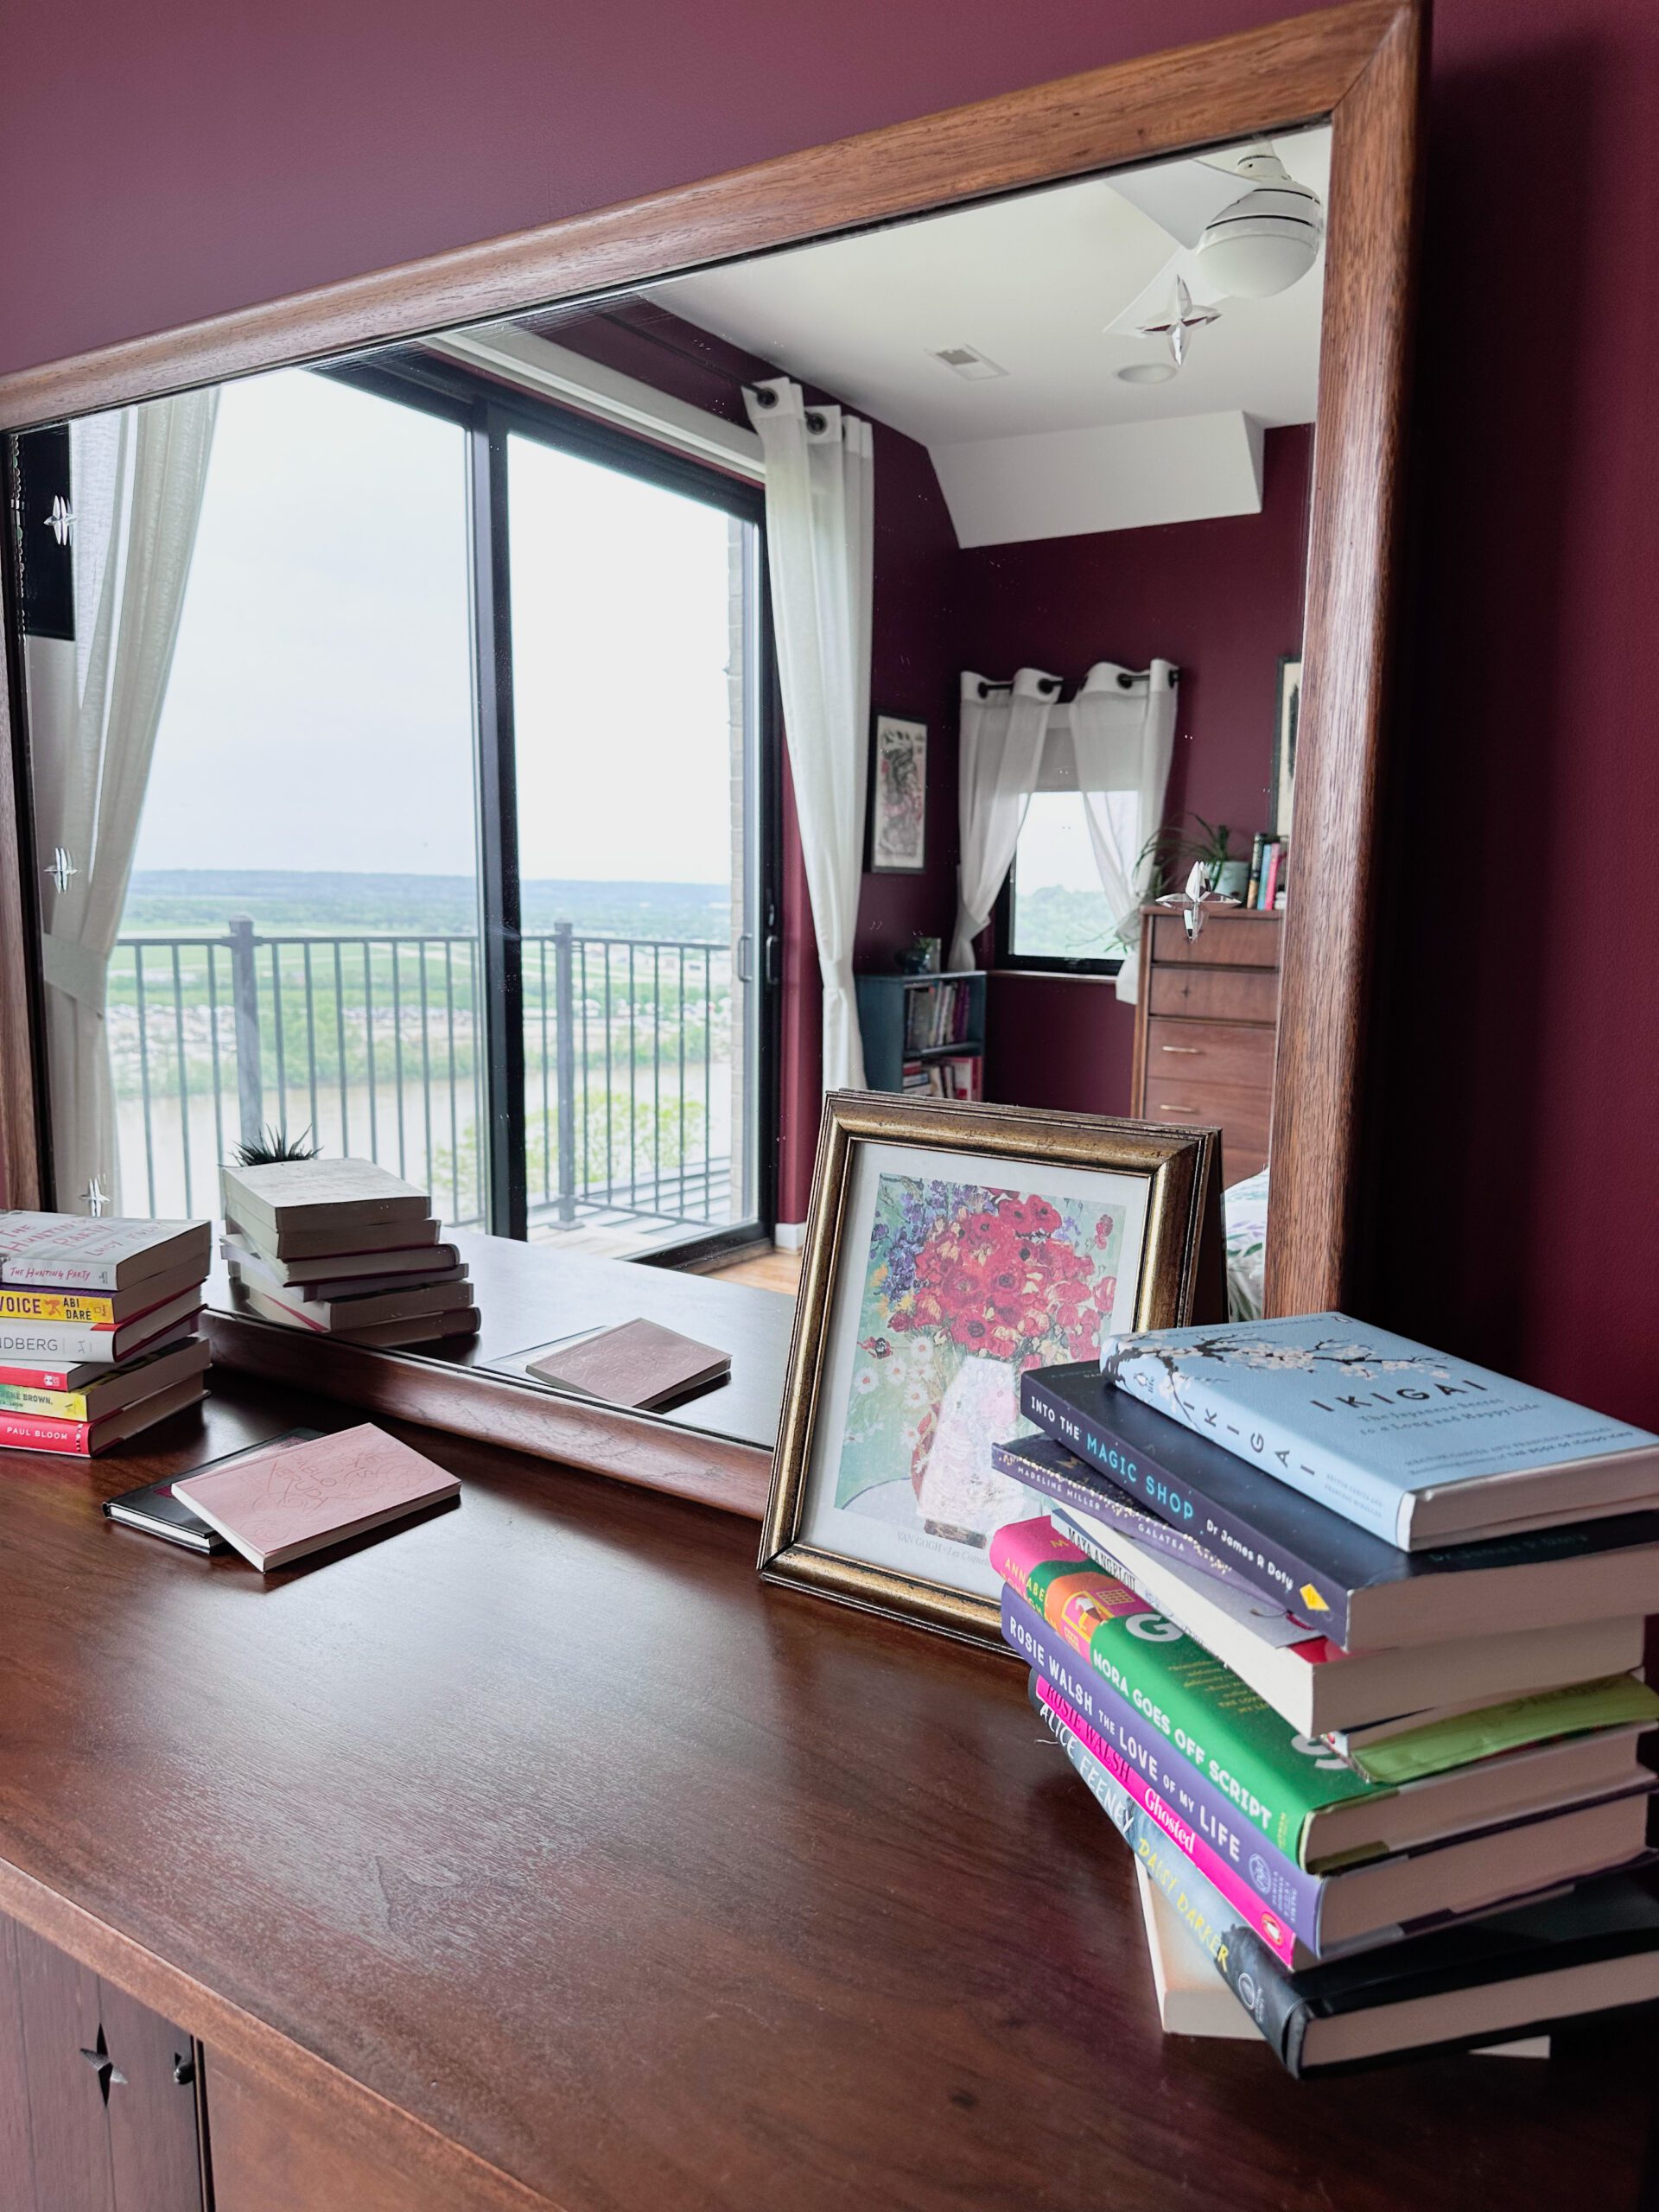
[105,921,736,1240]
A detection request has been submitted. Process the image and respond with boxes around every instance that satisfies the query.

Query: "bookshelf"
[855,969,987,1099]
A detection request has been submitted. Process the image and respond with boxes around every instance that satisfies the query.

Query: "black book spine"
[1019,1370,1355,1644]
[1217,1923,1309,2075]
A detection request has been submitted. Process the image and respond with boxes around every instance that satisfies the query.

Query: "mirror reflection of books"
[524,1319,732,1412]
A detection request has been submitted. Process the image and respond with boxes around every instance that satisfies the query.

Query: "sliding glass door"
[15,361,776,1263]
[505,429,767,1259]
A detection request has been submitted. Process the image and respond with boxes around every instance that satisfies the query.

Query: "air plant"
[232,1125,321,1167]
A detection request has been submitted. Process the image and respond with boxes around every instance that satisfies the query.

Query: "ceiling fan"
[1104,143,1325,368]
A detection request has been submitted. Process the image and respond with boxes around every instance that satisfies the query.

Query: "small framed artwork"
[1271,654,1302,838]
[868,715,928,874]
[759,1094,1221,1649]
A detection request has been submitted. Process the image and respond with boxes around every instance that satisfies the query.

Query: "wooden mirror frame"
[0,0,1423,1317]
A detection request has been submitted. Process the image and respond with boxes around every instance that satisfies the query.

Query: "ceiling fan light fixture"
[1197,150,1324,298]
[1116,361,1177,385]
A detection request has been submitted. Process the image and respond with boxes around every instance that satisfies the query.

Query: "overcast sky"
[137,368,735,885]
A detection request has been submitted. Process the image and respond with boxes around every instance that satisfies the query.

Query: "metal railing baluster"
[133,945,157,1214]
[334,941,349,1155]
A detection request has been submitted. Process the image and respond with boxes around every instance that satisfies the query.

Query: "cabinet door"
[0,1910,203,2212]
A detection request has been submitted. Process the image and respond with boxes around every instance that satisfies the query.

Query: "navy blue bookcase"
[855,970,988,1096]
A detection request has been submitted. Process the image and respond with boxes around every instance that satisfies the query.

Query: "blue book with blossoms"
[1098,1313,1659,1551]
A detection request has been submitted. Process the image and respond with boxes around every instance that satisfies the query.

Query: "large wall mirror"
[0,1,1422,1490]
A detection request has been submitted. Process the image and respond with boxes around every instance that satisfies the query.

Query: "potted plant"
[1139,815,1250,901]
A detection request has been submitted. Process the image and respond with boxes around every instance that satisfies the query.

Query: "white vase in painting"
[915,1354,1031,1547]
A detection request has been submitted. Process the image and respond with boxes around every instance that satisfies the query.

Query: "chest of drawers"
[1131,906,1282,1180]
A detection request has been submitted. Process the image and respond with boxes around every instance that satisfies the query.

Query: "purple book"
[1003,1588,1655,1964]
[994,1433,1275,1601]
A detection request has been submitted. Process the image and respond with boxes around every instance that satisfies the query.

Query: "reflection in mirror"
[10,121,1326,1376]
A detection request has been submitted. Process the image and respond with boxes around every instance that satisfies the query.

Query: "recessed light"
[1117,362,1178,385]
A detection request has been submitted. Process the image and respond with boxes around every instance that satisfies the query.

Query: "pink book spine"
[1262,842,1282,912]
[0,1412,91,1455]
[1036,1676,1300,1967]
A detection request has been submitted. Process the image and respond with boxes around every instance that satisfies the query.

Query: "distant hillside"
[122,872,730,943]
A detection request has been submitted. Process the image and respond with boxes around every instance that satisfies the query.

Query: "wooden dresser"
[1131,905,1282,1179]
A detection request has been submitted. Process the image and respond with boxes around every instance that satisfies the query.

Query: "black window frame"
[316,350,782,1267]
[992,806,1128,980]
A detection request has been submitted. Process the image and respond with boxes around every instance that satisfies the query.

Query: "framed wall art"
[868,715,928,874]
[1272,655,1302,839]
[759,1093,1221,1647]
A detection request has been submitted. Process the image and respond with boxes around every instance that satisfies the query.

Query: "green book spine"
[1245,832,1265,910]
[991,1517,1373,1865]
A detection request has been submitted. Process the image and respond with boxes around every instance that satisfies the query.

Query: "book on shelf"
[1035,1693,1652,2076]
[0,1214,210,1293]
[1243,833,1266,913]
[1085,1313,1659,1549]
[173,1421,460,1570]
[1014,1372,1659,1649]
[1048,1499,1645,1737]
[989,1516,1659,1873]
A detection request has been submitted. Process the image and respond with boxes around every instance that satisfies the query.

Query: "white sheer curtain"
[1070,658,1178,1002]
[745,377,874,1090]
[32,391,218,1209]
[950,669,1058,972]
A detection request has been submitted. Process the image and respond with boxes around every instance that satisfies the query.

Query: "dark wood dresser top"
[0,1383,1651,2212]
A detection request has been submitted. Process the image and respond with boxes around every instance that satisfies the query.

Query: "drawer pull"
[1160,1045,1202,1054]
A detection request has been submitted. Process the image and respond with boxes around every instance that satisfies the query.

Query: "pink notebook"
[173,1422,459,1570]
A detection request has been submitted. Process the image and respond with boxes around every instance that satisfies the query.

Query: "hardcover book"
[173,1422,460,1570]
[1093,1313,1659,1548]
[0,1212,210,1292]
[1020,1364,1659,1646]
[1224,1877,1659,2077]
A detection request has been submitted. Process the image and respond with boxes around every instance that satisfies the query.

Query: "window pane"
[38,370,482,1225]
[506,434,760,1255]
[1011,792,1126,962]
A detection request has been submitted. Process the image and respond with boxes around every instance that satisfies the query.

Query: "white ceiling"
[649,125,1329,457]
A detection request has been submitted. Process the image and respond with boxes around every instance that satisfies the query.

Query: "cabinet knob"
[172,2051,196,2087]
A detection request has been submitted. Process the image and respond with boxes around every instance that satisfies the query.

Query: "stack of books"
[0,1212,212,1453]
[903,978,975,1053]
[1243,832,1288,910]
[995,1313,1659,2074]
[220,1159,478,1350]
[900,1052,982,1102]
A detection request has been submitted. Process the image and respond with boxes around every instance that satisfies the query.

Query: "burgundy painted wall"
[963,424,1313,1117]
[4,0,1657,1424]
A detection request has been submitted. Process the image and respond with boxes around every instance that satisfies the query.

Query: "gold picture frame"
[759,1094,1221,1649]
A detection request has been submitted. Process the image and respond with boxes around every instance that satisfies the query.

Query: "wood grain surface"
[204,1231,788,1518]
[1264,0,1426,1315]
[0,1376,1652,2211]
[0,2,1400,431]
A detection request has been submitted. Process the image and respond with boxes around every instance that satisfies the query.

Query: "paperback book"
[0,1213,210,1292]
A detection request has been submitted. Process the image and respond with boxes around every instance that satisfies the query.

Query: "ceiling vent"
[929,345,1007,381]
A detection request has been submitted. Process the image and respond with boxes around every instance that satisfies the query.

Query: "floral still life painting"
[833,1174,1127,1551]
